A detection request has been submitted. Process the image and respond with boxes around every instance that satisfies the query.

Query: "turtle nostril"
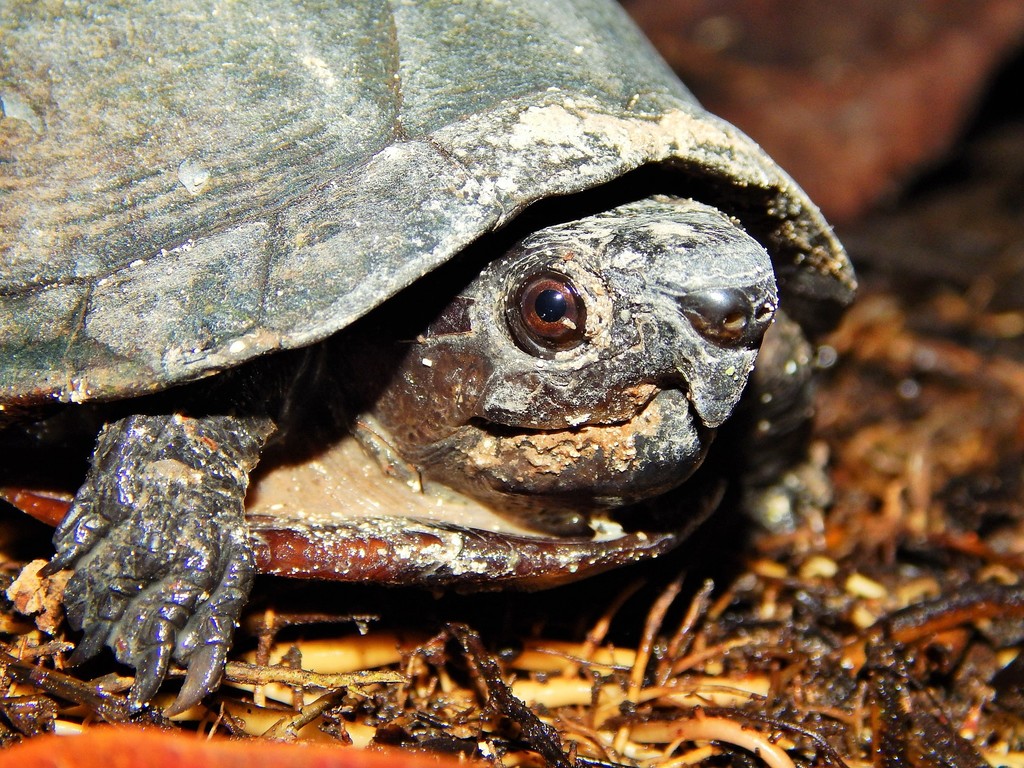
[678,287,774,347]
[721,310,748,338]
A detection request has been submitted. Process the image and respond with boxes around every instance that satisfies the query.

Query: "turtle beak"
[613,198,778,431]
[672,285,777,429]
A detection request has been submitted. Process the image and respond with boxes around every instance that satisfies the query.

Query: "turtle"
[0,0,855,714]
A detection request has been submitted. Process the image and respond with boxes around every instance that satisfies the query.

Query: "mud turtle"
[0,0,854,712]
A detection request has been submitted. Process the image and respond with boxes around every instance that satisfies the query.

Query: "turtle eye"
[679,287,773,347]
[508,272,587,354]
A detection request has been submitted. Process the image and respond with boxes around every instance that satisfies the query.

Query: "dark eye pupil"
[534,289,567,323]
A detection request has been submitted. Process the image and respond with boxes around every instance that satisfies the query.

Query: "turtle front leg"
[45,412,274,713]
[736,311,831,531]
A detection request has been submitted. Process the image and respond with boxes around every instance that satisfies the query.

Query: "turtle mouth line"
[474,383,672,438]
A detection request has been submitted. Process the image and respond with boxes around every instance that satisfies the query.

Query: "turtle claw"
[165,552,253,713]
[39,551,75,578]
[43,502,112,578]
[66,622,111,667]
[167,644,226,716]
[112,565,249,712]
[128,644,173,711]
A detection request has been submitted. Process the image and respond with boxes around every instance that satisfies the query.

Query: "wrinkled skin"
[46,195,788,713]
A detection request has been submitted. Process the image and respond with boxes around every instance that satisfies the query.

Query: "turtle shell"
[0,0,853,407]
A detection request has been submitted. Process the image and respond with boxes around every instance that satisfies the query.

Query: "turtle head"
[346,196,777,535]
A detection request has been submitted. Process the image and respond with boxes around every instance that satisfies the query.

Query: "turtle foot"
[48,413,269,711]
[742,450,833,533]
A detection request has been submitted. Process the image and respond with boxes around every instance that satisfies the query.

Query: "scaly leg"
[45,412,273,713]
[736,310,832,531]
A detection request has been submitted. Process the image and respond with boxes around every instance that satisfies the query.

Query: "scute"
[0,0,854,404]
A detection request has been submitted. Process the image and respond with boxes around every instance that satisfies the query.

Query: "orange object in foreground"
[2,728,468,768]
